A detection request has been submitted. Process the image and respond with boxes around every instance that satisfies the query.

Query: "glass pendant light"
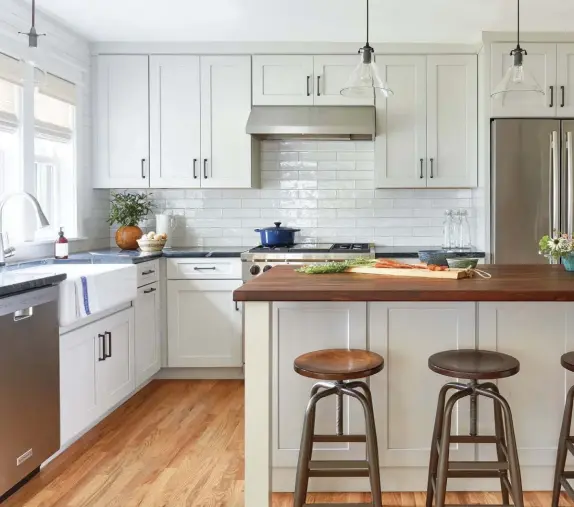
[18,0,46,89]
[491,0,543,98]
[341,0,393,99]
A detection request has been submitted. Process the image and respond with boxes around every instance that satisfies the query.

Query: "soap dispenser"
[55,227,69,259]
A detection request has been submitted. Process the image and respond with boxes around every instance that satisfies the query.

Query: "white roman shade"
[0,52,23,133]
[35,73,76,142]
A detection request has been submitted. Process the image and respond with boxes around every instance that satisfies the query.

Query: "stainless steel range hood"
[246,106,375,141]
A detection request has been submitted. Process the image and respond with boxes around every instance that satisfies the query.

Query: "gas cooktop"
[241,243,375,262]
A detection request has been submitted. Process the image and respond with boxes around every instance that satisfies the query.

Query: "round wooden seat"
[561,352,574,372]
[293,349,384,381]
[428,349,520,380]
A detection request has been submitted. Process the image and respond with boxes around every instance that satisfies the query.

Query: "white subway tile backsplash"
[114,140,476,247]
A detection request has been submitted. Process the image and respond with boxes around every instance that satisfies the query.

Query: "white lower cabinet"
[135,282,161,386]
[369,302,476,467]
[477,302,574,467]
[167,279,243,367]
[60,308,135,445]
[272,302,367,467]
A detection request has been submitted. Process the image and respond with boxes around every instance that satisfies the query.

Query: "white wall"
[111,140,477,249]
[33,0,574,44]
[0,0,109,261]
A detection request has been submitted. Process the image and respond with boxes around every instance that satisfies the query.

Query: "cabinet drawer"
[167,258,241,280]
[137,260,159,287]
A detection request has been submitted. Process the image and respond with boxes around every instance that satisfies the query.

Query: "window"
[0,54,24,243]
[0,50,78,244]
[34,81,77,240]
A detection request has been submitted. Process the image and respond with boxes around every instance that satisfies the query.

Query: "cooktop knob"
[263,265,273,272]
[250,264,261,275]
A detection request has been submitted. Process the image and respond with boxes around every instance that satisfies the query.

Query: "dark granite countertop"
[0,272,67,298]
[162,246,247,258]
[375,246,486,259]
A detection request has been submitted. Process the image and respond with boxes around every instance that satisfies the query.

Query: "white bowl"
[137,237,167,252]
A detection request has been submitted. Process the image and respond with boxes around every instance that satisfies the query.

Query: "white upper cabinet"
[200,56,254,188]
[253,55,314,105]
[491,43,557,117]
[557,44,574,116]
[94,55,150,188]
[375,54,477,189]
[426,55,477,188]
[253,55,371,106]
[375,56,427,188]
[313,55,373,106]
[149,55,201,188]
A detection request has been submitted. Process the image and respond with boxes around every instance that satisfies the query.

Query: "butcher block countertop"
[233,264,574,302]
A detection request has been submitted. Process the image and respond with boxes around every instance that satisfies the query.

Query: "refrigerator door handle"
[552,131,560,235]
[568,132,574,235]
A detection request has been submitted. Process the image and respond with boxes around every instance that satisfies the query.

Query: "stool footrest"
[313,434,367,443]
[448,470,508,479]
[564,471,574,479]
[561,476,574,500]
[308,460,371,478]
[303,504,374,507]
[449,435,499,444]
[448,460,509,471]
[566,437,574,456]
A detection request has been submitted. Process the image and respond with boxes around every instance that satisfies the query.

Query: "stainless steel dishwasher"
[0,285,59,499]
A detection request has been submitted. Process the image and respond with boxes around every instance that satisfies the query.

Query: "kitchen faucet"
[0,192,50,266]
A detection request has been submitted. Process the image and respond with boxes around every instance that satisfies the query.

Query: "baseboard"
[155,367,245,380]
[272,466,555,492]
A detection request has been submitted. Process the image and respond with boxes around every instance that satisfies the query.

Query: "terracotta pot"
[115,225,143,250]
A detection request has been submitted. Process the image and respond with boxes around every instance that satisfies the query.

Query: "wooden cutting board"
[347,266,473,279]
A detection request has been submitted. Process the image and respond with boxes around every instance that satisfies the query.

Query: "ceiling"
[28,0,574,43]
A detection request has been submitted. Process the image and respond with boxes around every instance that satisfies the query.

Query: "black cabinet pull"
[141,270,155,275]
[144,287,156,294]
[203,159,208,179]
[561,86,566,108]
[550,86,554,108]
[194,266,216,271]
[430,158,434,179]
[235,301,240,312]
[193,158,198,179]
[98,334,106,361]
[306,76,311,96]
[419,158,424,179]
[141,158,146,179]
[317,76,321,96]
[104,331,112,358]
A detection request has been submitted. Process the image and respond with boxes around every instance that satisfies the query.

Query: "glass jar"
[459,210,472,249]
[451,210,462,248]
[442,210,453,249]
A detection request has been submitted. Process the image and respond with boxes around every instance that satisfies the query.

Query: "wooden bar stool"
[293,349,384,507]
[551,352,574,507]
[425,349,524,507]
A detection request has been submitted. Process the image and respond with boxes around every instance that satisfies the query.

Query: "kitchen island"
[233,264,574,506]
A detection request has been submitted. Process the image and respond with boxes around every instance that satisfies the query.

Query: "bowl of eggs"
[137,231,168,252]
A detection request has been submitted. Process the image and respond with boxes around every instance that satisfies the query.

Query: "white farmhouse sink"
[16,263,137,326]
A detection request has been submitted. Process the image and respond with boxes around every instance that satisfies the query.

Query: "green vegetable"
[297,258,376,274]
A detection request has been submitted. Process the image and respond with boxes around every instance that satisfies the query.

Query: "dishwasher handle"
[104,331,112,358]
[98,334,106,361]
[13,307,34,322]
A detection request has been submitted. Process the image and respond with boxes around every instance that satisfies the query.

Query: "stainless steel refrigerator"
[491,119,574,264]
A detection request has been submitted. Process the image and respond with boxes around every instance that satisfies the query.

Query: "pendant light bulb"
[340,0,393,99]
[491,0,544,98]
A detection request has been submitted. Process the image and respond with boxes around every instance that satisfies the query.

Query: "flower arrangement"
[539,232,574,260]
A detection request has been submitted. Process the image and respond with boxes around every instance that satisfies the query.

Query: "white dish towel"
[75,275,101,318]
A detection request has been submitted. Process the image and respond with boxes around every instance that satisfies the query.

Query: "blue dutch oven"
[255,222,300,247]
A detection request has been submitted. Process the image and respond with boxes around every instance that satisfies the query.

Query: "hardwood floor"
[4,379,573,506]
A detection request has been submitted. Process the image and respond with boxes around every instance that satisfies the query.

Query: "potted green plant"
[108,191,154,250]
[539,232,574,270]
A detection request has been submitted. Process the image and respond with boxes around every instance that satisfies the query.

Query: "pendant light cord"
[32,0,36,28]
[516,0,520,47]
[366,0,369,45]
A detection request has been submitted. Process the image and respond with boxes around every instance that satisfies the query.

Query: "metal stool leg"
[552,384,574,507]
[341,385,382,507]
[425,383,462,507]
[434,388,472,507]
[293,385,337,507]
[477,387,524,507]
[481,383,510,505]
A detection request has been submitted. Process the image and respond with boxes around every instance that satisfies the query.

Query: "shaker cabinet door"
[135,282,161,387]
[375,56,427,188]
[149,55,201,188]
[426,55,477,188]
[94,55,150,188]
[252,55,314,105]
[557,44,574,117]
[200,56,254,188]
